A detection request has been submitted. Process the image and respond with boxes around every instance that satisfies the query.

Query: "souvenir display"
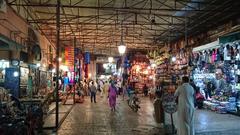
[191,40,240,115]
[129,54,155,93]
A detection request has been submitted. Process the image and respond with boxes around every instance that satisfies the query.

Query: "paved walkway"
[53,96,240,135]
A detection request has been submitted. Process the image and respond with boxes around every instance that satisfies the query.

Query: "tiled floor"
[46,95,240,135]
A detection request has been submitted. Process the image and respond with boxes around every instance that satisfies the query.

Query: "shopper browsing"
[174,76,195,135]
[90,81,97,103]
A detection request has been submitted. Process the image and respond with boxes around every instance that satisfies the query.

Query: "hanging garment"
[211,49,217,63]
[207,51,212,63]
[224,45,231,61]
[219,46,224,61]
[175,83,195,135]
[204,51,208,62]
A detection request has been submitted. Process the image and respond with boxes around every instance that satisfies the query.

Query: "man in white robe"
[174,76,195,135]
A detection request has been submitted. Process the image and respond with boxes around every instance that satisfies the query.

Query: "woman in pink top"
[108,81,118,111]
[211,49,217,63]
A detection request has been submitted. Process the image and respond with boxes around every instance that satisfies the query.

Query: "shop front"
[129,54,155,93]
[191,38,240,115]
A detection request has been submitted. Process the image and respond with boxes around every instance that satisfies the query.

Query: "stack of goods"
[203,100,218,111]
[226,97,237,112]
[203,97,238,114]
[217,101,228,114]
[203,100,227,113]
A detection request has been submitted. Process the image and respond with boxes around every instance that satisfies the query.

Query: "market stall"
[191,40,240,115]
[129,54,155,93]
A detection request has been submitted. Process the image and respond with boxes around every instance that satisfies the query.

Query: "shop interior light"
[143,70,149,74]
[2,69,5,74]
[103,63,108,69]
[52,68,56,73]
[147,66,151,70]
[36,63,41,67]
[108,57,114,63]
[60,65,68,71]
[171,56,176,62]
[58,57,62,62]
[136,65,141,72]
[88,73,92,77]
[13,71,19,77]
[151,63,156,68]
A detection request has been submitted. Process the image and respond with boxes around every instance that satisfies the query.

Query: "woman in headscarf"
[108,81,118,111]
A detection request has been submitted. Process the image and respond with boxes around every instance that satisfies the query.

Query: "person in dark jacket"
[205,81,215,99]
[143,84,148,96]
[89,81,97,103]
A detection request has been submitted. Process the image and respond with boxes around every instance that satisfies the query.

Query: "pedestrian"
[174,76,195,135]
[108,81,118,111]
[149,86,156,100]
[103,81,109,99]
[90,81,97,103]
[206,80,215,99]
[189,79,197,106]
[83,80,88,96]
[99,80,104,97]
[143,84,148,96]
[122,83,127,101]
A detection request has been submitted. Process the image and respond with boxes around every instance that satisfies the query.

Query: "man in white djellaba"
[174,76,195,135]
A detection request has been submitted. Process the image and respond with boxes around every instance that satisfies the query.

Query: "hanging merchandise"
[191,39,240,115]
[84,52,90,64]
[84,64,88,78]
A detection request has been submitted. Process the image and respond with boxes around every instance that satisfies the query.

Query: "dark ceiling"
[7,0,240,55]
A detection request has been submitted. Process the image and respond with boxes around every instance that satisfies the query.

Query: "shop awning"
[0,34,24,51]
[192,40,219,52]
[219,31,240,44]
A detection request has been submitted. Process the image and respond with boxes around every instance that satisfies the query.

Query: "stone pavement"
[48,95,240,135]
[57,96,162,135]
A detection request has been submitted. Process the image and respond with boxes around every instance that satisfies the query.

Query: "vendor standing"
[215,72,225,95]
[174,76,195,135]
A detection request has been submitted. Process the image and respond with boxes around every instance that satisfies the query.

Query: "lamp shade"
[118,45,126,54]
[108,57,114,63]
